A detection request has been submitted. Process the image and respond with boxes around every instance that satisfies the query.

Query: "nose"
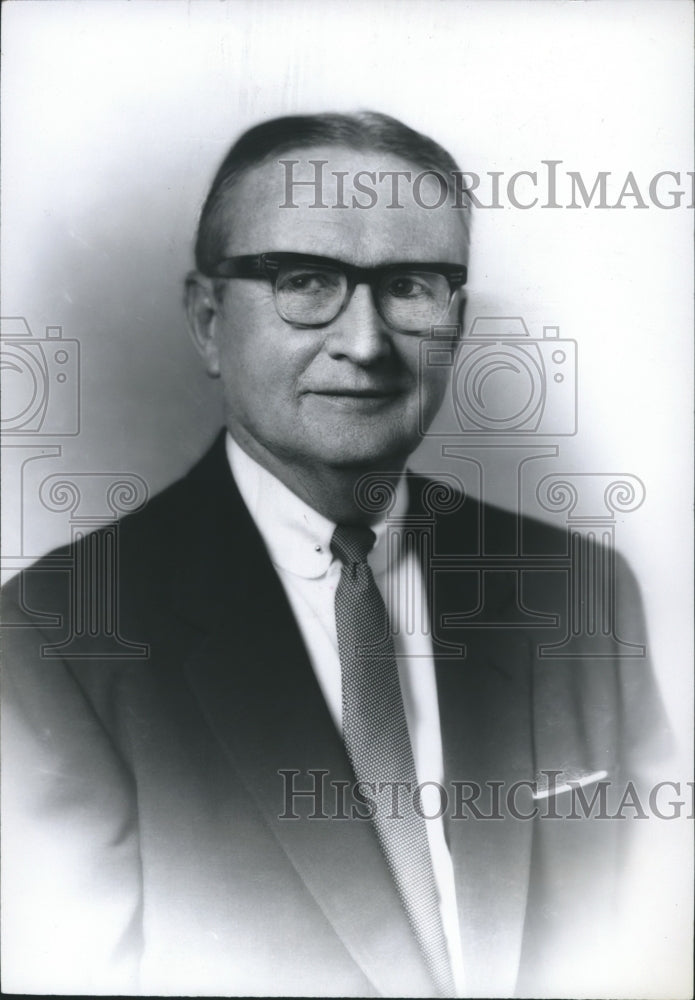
[322,283,391,366]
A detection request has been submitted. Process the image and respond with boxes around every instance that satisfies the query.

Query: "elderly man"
[2,113,669,998]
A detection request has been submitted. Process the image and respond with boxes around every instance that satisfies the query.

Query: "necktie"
[331,524,455,998]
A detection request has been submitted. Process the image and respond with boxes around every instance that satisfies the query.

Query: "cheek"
[216,327,306,418]
[419,366,451,416]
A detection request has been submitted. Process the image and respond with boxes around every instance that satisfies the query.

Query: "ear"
[184,271,222,378]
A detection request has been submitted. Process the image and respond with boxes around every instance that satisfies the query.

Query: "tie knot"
[330,524,376,567]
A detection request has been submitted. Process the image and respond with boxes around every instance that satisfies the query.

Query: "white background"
[2,2,693,994]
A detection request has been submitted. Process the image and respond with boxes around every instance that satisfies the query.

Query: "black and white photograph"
[1,2,692,997]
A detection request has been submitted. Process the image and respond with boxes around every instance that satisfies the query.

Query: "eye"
[386,274,433,299]
[279,269,341,294]
[287,273,324,291]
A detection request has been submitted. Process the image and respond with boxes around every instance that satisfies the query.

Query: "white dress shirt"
[226,434,465,992]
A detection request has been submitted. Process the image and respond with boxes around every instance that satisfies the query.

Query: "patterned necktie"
[331,524,455,998]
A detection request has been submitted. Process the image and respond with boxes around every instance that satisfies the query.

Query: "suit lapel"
[431,497,534,997]
[172,437,438,997]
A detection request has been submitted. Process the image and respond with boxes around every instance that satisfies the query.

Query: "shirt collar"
[226,433,407,580]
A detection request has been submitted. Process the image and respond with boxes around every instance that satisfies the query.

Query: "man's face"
[192,145,467,479]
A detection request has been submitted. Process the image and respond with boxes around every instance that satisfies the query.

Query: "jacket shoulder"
[410,471,570,556]
[2,433,232,624]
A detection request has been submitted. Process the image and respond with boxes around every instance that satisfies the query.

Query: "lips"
[304,388,404,413]
[307,387,402,398]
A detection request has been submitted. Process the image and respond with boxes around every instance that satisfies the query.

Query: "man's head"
[185,112,469,510]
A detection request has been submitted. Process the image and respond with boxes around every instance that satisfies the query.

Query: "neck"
[227,428,406,525]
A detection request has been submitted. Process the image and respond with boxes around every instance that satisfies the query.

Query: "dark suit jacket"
[1,433,670,997]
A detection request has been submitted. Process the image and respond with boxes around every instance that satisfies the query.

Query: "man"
[2,113,670,997]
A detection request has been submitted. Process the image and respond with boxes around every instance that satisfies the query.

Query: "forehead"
[219,144,468,265]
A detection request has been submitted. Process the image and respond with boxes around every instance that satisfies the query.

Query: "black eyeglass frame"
[204,252,467,332]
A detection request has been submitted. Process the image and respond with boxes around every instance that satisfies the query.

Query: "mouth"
[308,387,402,398]
[305,387,403,410]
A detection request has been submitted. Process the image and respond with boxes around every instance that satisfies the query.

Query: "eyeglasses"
[205,252,467,333]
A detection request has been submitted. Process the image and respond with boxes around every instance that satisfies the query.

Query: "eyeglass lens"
[274,262,452,331]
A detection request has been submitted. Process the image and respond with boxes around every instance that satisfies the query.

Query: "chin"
[313,438,416,472]
[298,411,419,467]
